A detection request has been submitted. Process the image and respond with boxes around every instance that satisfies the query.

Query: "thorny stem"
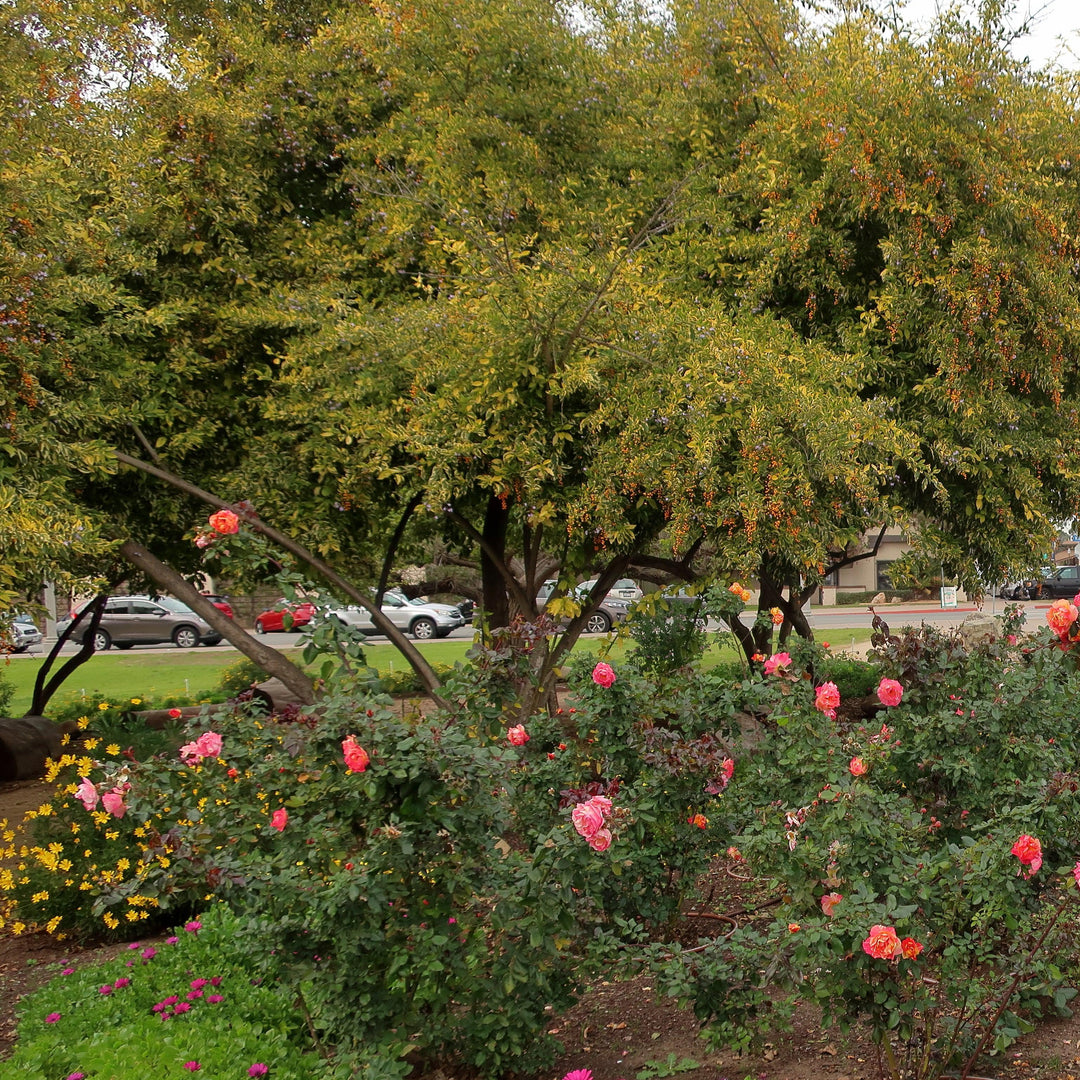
[960,888,1073,1079]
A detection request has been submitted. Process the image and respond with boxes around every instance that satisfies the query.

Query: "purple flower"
[183,1063,201,1072]
[61,968,74,975]
[98,985,112,996]
[45,1012,61,1024]
[166,935,180,945]
[66,1073,86,1080]
[141,946,156,960]
[248,1067,269,1078]
[113,978,130,989]
[173,1001,192,1015]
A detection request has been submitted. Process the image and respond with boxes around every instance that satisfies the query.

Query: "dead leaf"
[820,1043,838,1056]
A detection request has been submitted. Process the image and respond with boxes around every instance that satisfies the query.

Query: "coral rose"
[849,756,867,777]
[270,809,288,832]
[862,924,902,960]
[820,892,843,917]
[507,724,529,746]
[591,662,616,688]
[1047,599,1078,641]
[815,681,841,719]
[208,509,240,535]
[769,606,784,625]
[342,735,370,773]
[1011,833,1042,877]
[876,678,904,707]
[900,937,924,960]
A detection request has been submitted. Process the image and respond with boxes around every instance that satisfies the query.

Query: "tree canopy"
[6,0,1080,679]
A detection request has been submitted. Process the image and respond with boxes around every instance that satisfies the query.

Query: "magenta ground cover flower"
[248,1066,269,1077]
[45,1012,60,1023]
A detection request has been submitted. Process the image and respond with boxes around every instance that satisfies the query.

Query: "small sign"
[940,586,957,609]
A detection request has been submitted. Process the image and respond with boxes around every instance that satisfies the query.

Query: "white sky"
[893,0,1080,69]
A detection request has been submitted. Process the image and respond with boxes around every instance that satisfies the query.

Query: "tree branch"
[112,451,450,707]
[119,541,317,705]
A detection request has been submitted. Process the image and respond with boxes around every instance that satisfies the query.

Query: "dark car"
[57,596,220,650]
[535,580,630,634]
[1028,565,1080,600]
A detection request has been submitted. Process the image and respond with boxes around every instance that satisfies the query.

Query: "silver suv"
[324,592,466,639]
[57,596,221,651]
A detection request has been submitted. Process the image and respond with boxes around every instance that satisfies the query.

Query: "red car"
[253,600,316,633]
[201,593,235,619]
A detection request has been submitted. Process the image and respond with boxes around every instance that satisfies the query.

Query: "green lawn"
[3,626,875,716]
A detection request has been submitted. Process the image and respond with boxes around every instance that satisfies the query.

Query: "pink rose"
[1011,833,1042,877]
[342,735,370,773]
[849,756,867,777]
[862,924,902,960]
[194,534,214,549]
[820,891,843,917]
[101,788,127,818]
[507,724,529,747]
[76,777,98,812]
[876,678,904,707]
[591,662,616,688]
[179,731,223,764]
[571,801,606,839]
[586,828,612,852]
[270,808,288,832]
[208,509,240,535]
[815,681,841,719]
[587,794,612,815]
[763,652,791,676]
[194,731,222,758]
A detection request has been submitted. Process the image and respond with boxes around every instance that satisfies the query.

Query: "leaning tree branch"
[112,451,449,707]
[119,541,316,705]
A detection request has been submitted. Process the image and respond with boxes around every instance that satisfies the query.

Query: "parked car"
[57,596,221,650]
[324,592,466,639]
[200,592,235,619]
[579,578,643,603]
[1006,565,1080,600]
[5,614,43,653]
[253,600,316,634]
[535,580,630,634]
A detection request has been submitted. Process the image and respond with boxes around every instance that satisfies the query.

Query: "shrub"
[214,656,269,697]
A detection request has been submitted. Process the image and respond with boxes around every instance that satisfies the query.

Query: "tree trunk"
[480,494,511,631]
